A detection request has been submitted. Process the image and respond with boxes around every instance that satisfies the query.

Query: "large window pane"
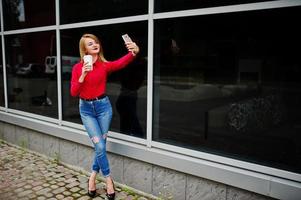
[155,0,277,13]
[61,21,147,138]
[3,0,55,30]
[0,40,4,107]
[153,6,301,173]
[60,0,148,24]
[5,31,58,118]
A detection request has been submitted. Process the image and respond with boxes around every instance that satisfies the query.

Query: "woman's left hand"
[126,42,140,56]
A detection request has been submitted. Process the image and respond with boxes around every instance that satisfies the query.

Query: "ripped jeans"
[79,96,113,177]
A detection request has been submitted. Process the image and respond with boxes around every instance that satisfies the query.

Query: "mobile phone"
[122,34,132,43]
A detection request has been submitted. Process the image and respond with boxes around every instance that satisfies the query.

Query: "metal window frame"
[0,1,301,199]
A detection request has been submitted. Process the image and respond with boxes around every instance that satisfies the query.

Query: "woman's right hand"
[78,62,90,83]
[82,62,91,75]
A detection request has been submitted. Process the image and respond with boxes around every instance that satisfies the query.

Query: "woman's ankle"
[89,172,97,190]
[106,177,115,194]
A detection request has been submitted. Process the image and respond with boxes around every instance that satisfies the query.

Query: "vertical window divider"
[0,0,8,112]
[146,0,154,148]
[56,0,62,125]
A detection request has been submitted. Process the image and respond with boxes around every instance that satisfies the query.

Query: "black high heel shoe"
[87,182,97,198]
[88,189,97,198]
[106,179,115,200]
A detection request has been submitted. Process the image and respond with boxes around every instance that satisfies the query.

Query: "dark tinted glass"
[60,0,148,24]
[61,21,147,138]
[155,0,277,12]
[3,0,55,30]
[5,31,58,118]
[153,6,301,173]
[0,40,4,107]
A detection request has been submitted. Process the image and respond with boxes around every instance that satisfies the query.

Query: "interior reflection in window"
[0,40,4,106]
[5,31,58,118]
[60,0,147,24]
[153,7,301,173]
[3,0,55,30]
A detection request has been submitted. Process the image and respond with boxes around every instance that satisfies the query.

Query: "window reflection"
[155,0,277,13]
[153,7,301,172]
[0,40,4,107]
[60,0,148,24]
[61,22,147,138]
[5,31,58,118]
[3,0,55,30]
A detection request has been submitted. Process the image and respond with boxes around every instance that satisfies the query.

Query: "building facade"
[1,0,301,199]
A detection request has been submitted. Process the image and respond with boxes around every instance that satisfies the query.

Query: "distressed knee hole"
[91,136,100,144]
[103,133,107,139]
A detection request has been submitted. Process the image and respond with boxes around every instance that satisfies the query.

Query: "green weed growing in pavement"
[18,139,28,154]
[52,152,60,164]
[19,139,28,149]
[122,187,138,197]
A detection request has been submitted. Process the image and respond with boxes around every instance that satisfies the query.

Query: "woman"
[70,33,139,199]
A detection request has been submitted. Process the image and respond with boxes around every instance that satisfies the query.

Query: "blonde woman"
[70,33,139,199]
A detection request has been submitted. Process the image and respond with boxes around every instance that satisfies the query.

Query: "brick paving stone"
[70,186,81,193]
[24,184,32,189]
[93,197,104,200]
[42,183,50,187]
[78,196,91,200]
[32,185,43,191]
[53,173,66,178]
[63,197,74,200]
[56,194,65,199]
[52,187,66,194]
[0,141,157,200]
[45,192,54,198]
[15,187,24,193]
[65,177,77,184]
[36,187,52,196]
[65,181,80,189]
[72,193,82,198]
[64,174,73,179]
[63,191,72,196]
[57,177,66,182]
[27,193,37,199]
[17,189,33,197]
[58,182,66,186]
[79,189,87,195]
[32,180,44,187]
[50,184,59,189]
[79,182,88,188]
[37,196,47,200]
[49,180,58,185]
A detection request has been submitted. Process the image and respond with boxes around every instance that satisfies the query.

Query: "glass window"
[61,21,148,138]
[5,31,58,118]
[3,0,55,30]
[153,6,301,173]
[155,0,277,13]
[0,40,4,107]
[60,0,148,24]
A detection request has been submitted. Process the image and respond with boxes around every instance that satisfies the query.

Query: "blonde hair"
[79,33,107,62]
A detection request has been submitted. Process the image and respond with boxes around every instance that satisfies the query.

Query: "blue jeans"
[79,96,113,177]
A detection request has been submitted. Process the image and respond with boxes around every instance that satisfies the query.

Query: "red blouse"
[70,52,135,99]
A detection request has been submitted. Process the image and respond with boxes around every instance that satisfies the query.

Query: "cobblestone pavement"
[0,141,156,200]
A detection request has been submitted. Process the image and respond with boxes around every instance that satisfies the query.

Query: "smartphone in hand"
[122,34,133,43]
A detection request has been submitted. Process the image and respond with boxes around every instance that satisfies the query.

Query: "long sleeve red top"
[70,52,135,99]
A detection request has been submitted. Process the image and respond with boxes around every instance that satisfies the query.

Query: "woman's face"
[84,37,100,55]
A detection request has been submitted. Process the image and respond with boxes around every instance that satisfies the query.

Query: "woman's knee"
[91,136,106,155]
